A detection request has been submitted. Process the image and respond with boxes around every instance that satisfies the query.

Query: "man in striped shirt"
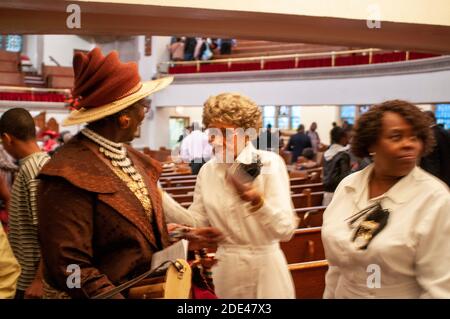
[0,108,50,299]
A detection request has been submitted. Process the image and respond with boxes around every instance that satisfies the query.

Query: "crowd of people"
[168,37,237,62]
[0,47,449,299]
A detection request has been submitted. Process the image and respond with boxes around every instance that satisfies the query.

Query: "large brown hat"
[63,47,173,126]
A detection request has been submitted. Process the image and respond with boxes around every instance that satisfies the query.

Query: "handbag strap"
[92,260,178,299]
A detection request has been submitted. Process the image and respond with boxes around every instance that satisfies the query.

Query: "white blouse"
[322,164,450,298]
[162,142,299,298]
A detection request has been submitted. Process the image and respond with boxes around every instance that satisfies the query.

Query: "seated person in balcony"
[168,37,185,61]
[162,93,298,299]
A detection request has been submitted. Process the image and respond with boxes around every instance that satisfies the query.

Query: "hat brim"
[63,76,173,126]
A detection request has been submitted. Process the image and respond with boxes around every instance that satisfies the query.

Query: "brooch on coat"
[345,202,390,250]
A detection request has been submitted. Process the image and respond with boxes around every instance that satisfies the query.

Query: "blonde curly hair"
[203,93,262,131]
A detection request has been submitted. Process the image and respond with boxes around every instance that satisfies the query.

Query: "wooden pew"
[160,179,197,188]
[181,202,191,209]
[281,227,325,263]
[160,171,194,178]
[163,186,195,195]
[47,75,74,89]
[280,227,325,264]
[162,176,318,188]
[295,206,326,228]
[291,191,324,208]
[291,183,323,194]
[0,50,20,62]
[42,65,74,78]
[41,65,75,89]
[170,193,194,205]
[159,174,197,181]
[289,260,328,299]
[163,182,324,196]
[0,61,19,72]
[0,72,24,86]
[289,177,314,186]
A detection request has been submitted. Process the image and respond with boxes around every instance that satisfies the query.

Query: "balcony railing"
[0,86,70,103]
[158,48,438,74]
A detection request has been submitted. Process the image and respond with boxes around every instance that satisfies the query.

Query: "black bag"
[323,151,351,192]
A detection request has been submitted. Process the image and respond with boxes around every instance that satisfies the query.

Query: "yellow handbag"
[92,259,191,299]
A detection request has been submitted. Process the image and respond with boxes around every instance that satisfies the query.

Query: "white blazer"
[322,164,450,298]
[163,142,299,298]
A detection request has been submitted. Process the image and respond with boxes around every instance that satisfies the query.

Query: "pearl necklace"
[81,128,153,220]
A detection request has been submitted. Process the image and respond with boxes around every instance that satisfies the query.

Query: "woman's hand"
[226,168,263,206]
[186,227,224,250]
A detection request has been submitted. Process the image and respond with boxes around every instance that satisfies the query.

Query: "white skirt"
[211,243,295,299]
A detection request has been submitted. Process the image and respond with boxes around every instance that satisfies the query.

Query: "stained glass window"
[4,35,23,52]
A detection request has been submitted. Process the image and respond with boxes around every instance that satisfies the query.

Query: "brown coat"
[37,134,170,298]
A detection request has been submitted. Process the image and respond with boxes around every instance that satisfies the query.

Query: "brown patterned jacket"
[37,133,169,298]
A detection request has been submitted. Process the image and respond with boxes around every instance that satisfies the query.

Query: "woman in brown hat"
[37,48,222,299]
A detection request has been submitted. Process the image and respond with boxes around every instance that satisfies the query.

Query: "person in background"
[0,143,17,186]
[0,108,50,299]
[296,147,319,170]
[177,126,192,144]
[193,37,205,60]
[285,124,312,164]
[322,100,450,298]
[180,122,212,175]
[0,144,17,232]
[168,37,185,61]
[0,224,20,298]
[184,37,197,61]
[306,122,321,154]
[0,175,11,233]
[50,131,73,156]
[218,39,236,55]
[322,126,352,206]
[420,111,450,187]
[41,130,59,154]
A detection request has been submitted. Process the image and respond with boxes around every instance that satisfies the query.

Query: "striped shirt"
[8,152,49,291]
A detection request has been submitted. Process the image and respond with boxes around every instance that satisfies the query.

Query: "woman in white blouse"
[322,100,450,298]
[163,93,298,298]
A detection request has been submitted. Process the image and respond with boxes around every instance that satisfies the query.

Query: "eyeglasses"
[137,100,151,114]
